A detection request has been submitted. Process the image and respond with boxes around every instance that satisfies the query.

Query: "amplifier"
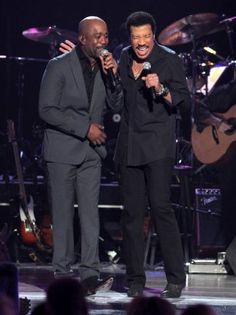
[195,188,226,254]
[195,188,221,214]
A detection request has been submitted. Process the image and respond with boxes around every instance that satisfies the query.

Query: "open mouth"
[136,46,149,57]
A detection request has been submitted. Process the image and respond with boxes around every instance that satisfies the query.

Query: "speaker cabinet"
[195,188,226,255]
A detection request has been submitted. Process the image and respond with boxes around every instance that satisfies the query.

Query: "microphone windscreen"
[100,48,109,58]
[143,61,151,71]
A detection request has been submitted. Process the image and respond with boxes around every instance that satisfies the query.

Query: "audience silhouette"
[45,278,88,315]
[182,304,216,315]
[127,296,176,315]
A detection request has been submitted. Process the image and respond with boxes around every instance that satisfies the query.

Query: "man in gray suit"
[39,16,123,295]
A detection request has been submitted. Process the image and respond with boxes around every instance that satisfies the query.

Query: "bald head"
[78,16,109,60]
[78,16,106,36]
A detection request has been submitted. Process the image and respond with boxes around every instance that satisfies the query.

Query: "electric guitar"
[7,120,44,248]
[191,104,236,164]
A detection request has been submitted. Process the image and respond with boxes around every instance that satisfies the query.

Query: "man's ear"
[79,35,86,45]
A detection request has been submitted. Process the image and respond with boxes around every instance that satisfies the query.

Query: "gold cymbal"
[158,13,219,46]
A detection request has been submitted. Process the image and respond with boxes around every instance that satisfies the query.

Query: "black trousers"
[119,158,186,287]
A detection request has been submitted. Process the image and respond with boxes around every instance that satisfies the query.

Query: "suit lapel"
[90,71,104,113]
[68,49,105,114]
[68,49,88,104]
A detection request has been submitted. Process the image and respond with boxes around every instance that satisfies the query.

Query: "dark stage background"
[0,0,236,262]
[0,0,235,175]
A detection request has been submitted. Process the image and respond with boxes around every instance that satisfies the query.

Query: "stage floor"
[18,262,236,315]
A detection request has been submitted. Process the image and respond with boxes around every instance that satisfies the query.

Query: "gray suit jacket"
[39,48,123,165]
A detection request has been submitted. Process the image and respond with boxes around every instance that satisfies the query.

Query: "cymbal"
[220,16,236,24]
[158,13,219,46]
[22,26,78,44]
[205,15,236,36]
[0,55,48,62]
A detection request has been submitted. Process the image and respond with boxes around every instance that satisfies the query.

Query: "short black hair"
[126,11,156,34]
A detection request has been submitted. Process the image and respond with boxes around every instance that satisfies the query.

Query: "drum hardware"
[206,15,236,59]
[178,51,214,93]
[219,16,236,59]
[203,15,235,37]
[158,13,221,98]
[158,13,224,170]
[0,55,48,180]
[0,55,48,138]
[203,46,225,61]
[0,55,48,63]
[22,26,78,58]
[158,13,236,94]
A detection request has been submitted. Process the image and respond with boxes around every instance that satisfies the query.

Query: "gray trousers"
[46,147,101,280]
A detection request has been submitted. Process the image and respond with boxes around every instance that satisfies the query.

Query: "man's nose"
[100,35,108,45]
[137,38,146,46]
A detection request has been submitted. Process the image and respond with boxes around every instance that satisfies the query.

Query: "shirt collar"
[75,45,89,62]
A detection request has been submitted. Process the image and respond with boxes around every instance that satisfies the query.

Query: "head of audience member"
[127,296,176,315]
[0,262,19,313]
[125,11,157,61]
[182,304,216,315]
[46,278,88,315]
[78,16,109,61]
[0,294,17,315]
[31,302,48,315]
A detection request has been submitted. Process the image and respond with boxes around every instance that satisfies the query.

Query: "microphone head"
[143,62,151,70]
[100,48,109,57]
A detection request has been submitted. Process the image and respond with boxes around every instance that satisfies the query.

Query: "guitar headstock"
[7,119,16,143]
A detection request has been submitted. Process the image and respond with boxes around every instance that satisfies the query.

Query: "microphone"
[143,62,156,100]
[100,48,117,89]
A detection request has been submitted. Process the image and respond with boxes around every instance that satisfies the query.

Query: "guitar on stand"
[7,120,46,252]
[192,105,236,165]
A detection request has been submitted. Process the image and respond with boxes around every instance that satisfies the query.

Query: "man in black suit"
[39,16,123,295]
[114,11,191,298]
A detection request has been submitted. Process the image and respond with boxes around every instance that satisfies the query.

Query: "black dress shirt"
[115,43,191,166]
[76,45,99,106]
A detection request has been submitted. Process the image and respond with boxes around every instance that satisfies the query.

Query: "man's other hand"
[59,40,75,54]
[87,123,107,145]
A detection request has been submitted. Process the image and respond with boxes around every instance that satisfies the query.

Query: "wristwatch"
[155,84,169,97]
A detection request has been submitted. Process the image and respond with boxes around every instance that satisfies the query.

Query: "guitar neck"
[7,120,43,247]
[11,141,28,207]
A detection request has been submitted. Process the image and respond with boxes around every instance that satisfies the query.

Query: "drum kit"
[158,13,236,96]
[157,13,236,168]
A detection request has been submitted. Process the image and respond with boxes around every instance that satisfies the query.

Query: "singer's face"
[80,20,109,59]
[130,24,155,60]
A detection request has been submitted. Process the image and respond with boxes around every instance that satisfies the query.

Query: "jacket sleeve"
[38,58,90,139]
[105,50,127,113]
[105,78,124,113]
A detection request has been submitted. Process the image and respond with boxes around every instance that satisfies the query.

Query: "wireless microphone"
[143,62,157,100]
[100,49,117,89]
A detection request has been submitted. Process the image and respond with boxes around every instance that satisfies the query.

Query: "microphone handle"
[107,68,117,89]
[149,86,157,100]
